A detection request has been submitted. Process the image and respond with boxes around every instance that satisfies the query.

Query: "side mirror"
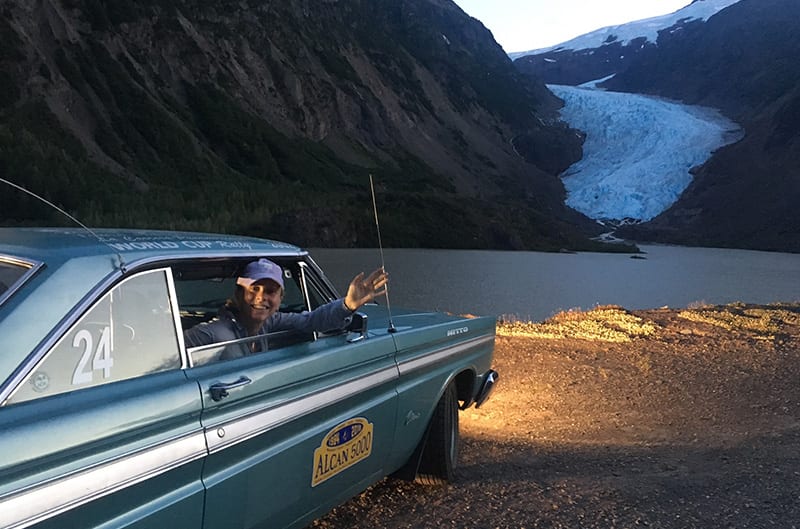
[346,312,368,343]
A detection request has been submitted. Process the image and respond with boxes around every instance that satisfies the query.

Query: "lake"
[310,245,800,322]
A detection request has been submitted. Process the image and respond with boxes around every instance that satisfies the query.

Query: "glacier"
[550,83,743,222]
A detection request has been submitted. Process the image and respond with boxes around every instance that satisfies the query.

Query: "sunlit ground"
[465,302,800,446]
[312,303,800,528]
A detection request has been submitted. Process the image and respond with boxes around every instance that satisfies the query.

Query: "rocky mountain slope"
[0,0,607,250]
[515,0,800,252]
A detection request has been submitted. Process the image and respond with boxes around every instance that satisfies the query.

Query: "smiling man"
[183,258,388,360]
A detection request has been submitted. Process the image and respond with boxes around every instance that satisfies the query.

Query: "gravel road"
[310,304,800,529]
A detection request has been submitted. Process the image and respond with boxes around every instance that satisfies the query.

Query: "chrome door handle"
[209,376,252,401]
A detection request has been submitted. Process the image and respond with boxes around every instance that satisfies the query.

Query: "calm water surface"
[310,245,800,321]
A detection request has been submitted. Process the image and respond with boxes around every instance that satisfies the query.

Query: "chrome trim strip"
[397,335,494,376]
[187,330,297,355]
[0,432,207,529]
[0,256,43,307]
[206,366,398,452]
[0,255,38,267]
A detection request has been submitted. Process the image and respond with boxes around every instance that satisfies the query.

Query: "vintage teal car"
[0,228,497,529]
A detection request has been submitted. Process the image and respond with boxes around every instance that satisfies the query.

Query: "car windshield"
[0,260,30,304]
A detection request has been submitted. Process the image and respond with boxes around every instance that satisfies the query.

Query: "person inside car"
[183,258,388,359]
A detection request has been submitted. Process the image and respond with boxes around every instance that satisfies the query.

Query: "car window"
[175,258,338,366]
[283,265,311,311]
[175,261,308,328]
[7,269,182,404]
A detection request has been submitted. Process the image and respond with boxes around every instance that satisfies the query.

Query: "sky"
[452,0,692,52]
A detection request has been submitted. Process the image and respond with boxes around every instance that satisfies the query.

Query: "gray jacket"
[184,298,353,360]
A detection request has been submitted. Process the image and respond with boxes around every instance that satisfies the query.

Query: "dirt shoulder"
[311,303,800,529]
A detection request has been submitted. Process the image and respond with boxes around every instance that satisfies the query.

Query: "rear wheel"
[416,382,459,485]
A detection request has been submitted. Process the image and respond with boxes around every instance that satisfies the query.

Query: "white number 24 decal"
[71,326,115,385]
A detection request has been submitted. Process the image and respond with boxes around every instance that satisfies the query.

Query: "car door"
[0,269,206,529]
[182,262,399,529]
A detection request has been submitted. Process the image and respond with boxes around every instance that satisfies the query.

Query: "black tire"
[416,382,459,485]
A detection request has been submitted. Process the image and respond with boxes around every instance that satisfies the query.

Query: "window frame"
[0,255,44,307]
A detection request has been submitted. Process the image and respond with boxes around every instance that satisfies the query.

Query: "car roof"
[0,227,303,265]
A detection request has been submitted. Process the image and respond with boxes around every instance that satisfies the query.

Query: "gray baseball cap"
[236,258,284,288]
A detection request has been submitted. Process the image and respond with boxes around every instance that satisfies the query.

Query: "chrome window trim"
[115,251,309,272]
[165,268,190,369]
[397,335,494,376]
[0,431,207,529]
[297,262,318,341]
[304,255,340,299]
[205,365,399,453]
[300,259,339,303]
[186,330,303,366]
[3,268,183,405]
[298,262,314,311]
[0,255,43,307]
[187,330,300,354]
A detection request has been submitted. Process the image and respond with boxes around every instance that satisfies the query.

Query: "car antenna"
[0,177,128,272]
[369,174,396,333]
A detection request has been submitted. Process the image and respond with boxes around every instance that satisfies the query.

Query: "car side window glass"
[177,259,338,367]
[8,269,182,404]
[280,267,307,312]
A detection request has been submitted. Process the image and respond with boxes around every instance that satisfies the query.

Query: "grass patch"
[498,305,659,343]
[678,302,800,339]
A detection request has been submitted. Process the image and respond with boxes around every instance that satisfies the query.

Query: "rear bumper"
[473,369,498,408]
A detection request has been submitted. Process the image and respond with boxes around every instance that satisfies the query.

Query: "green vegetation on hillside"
[0,0,633,252]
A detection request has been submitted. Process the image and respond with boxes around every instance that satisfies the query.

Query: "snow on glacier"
[549,84,743,221]
[511,0,743,57]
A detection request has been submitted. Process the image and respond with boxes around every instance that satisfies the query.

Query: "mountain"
[511,0,741,85]
[514,0,800,253]
[0,0,605,251]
